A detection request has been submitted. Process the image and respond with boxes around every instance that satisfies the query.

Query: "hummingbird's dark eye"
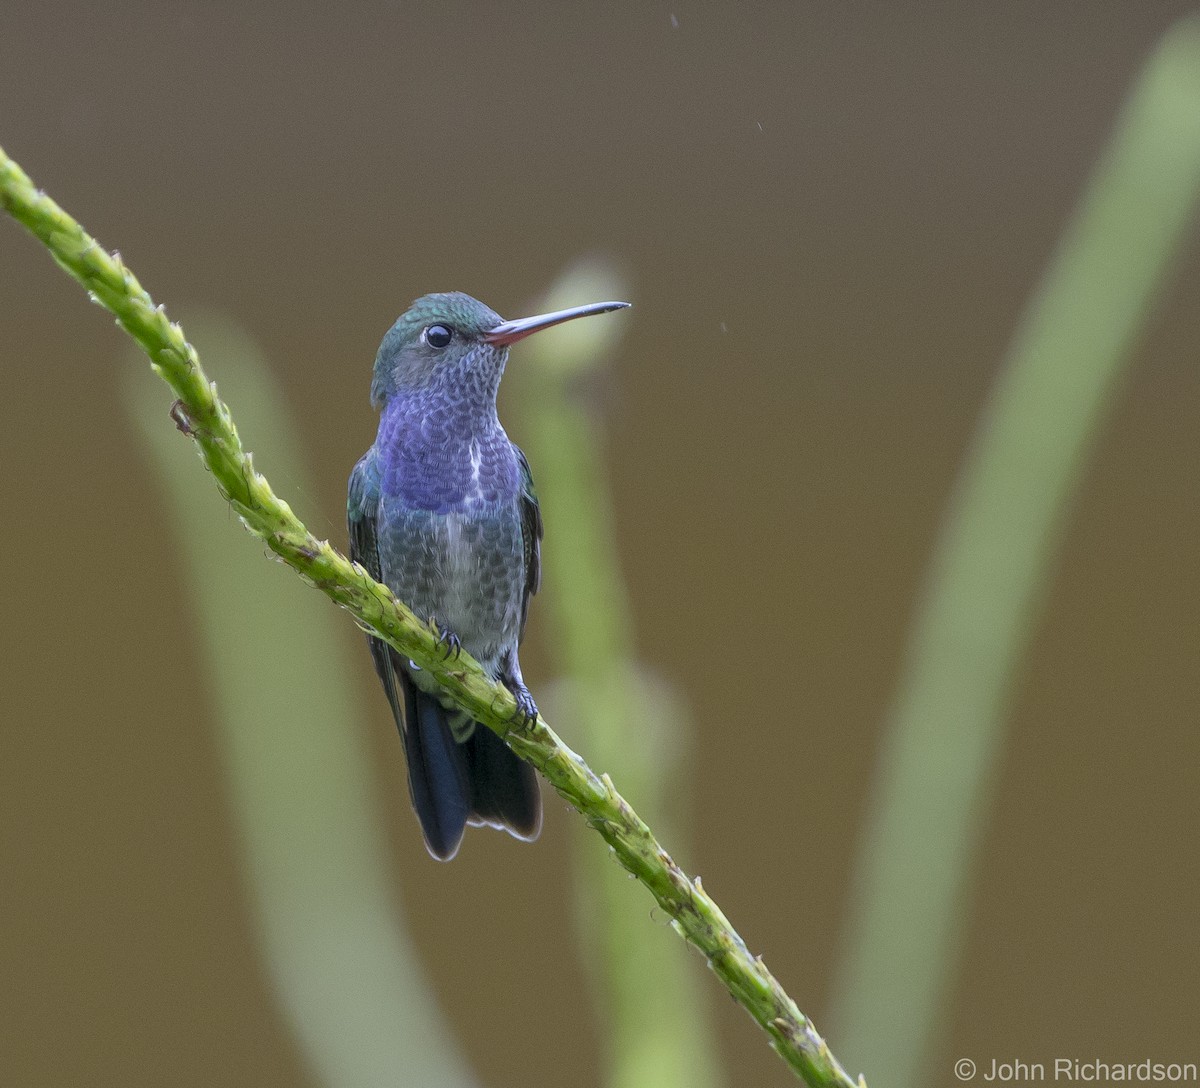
[424,324,453,349]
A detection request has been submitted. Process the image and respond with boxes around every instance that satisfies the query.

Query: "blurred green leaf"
[829,18,1200,1087]
[517,260,724,1088]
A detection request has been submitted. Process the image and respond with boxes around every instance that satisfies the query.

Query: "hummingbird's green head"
[371,292,500,406]
[371,291,630,407]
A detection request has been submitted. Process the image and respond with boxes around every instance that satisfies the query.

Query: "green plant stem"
[0,146,861,1088]
[517,263,723,1088]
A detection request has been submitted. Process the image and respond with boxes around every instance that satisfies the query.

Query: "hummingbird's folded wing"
[513,444,543,644]
[347,453,404,721]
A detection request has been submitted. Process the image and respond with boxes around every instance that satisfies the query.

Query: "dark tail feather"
[403,686,471,861]
[382,645,541,857]
[465,725,543,842]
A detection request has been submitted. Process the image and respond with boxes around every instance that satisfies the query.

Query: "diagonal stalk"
[0,145,862,1088]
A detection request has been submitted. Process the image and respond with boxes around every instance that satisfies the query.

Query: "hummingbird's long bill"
[482,301,631,346]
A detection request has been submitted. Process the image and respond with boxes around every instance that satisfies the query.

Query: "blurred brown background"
[2,3,1199,1086]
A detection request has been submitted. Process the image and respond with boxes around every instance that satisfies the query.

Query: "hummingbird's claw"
[508,686,539,731]
[431,619,463,662]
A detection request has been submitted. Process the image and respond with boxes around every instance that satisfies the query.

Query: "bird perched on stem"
[349,292,631,860]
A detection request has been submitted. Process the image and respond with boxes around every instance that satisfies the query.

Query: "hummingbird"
[348,291,630,860]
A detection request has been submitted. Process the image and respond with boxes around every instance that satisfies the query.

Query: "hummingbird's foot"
[505,681,539,731]
[430,618,463,662]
